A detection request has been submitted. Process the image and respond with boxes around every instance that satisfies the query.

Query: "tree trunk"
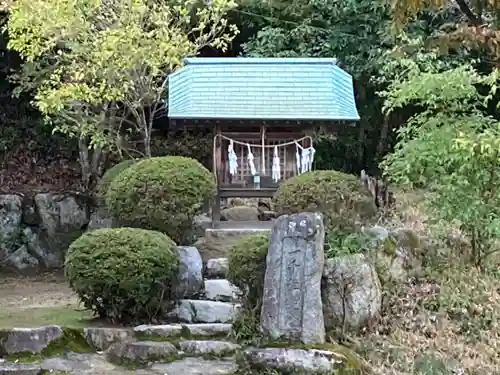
[375,116,391,162]
[78,137,104,191]
[78,137,92,190]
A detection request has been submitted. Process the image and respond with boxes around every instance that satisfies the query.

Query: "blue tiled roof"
[167,57,360,121]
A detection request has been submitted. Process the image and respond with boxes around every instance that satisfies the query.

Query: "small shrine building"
[167,57,359,227]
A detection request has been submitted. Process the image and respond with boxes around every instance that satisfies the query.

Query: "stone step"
[133,323,232,338]
[106,339,240,365]
[0,352,156,374]
[203,279,240,302]
[151,357,237,375]
[168,300,240,324]
[0,352,238,374]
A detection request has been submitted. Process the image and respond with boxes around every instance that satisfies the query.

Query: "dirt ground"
[0,272,90,328]
[0,272,77,309]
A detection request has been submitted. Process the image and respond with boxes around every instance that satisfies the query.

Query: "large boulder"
[0,325,63,355]
[322,254,381,333]
[172,246,204,299]
[260,212,325,344]
[0,194,24,260]
[34,192,90,252]
[363,225,423,284]
[0,194,23,238]
[0,192,92,273]
[221,206,259,221]
[242,346,367,374]
[0,195,52,271]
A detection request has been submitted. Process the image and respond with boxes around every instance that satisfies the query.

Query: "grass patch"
[0,305,99,329]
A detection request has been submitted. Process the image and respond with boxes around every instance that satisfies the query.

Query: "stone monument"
[260,212,326,344]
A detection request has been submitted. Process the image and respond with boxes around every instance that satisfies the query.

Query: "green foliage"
[151,131,213,169]
[7,0,238,157]
[227,233,269,310]
[105,156,215,245]
[272,170,377,232]
[64,227,179,323]
[230,308,263,346]
[324,228,370,258]
[413,354,450,375]
[240,0,390,79]
[96,159,139,201]
[381,63,500,266]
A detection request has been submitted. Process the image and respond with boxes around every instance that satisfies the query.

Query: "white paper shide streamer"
[272,146,281,182]
[226,137,313,179]
[295,141,315,174]
[295,143,301,175]
[228,140,238,176]
[247,143,256,176]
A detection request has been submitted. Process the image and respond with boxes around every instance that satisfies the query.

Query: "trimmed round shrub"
[65,227,179,323]
[272,170,377,232]
[105,156,215,244]
[96,159,139,201]
[227,233,269,310]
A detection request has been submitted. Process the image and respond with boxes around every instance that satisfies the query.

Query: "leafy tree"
[238,0,392,172]
[7,0,238,186]
[389,0,500,62]
[381,62,500,266]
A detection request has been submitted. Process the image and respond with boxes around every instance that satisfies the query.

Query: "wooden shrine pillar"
[260,123,266,176]
[211,123,222,228]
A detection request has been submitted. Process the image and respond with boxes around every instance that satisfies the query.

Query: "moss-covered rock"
[65,227,179,323]
[105,156,215,244]
[272,170,377,232]
[238,342,370,375]
[0,326,91,362]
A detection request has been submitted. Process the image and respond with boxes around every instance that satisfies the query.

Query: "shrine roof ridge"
[182,57,339,66]
[167,57,360,122]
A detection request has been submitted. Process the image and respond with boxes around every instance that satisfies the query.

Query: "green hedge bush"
[227,233,269,310]
[105,156,215,244]
[272,170,377,232]
[95,159,138,202]
[65,227,179,323]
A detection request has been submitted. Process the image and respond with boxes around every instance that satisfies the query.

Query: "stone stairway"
[0,256,364,375]
[0,256,243,375]
[0,323,239,375]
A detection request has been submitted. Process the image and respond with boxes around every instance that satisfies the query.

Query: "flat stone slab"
[178,340,240,357]
[0,325,63,355]
[204,279,240,302]
[151,357,237,375]
[243,347,350,374]
[84,327,135,351]
[169,300,240,323]
[106,341,178,364]
[0,353,159,374]
[134,323,232,338]
[0,362,41,375]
